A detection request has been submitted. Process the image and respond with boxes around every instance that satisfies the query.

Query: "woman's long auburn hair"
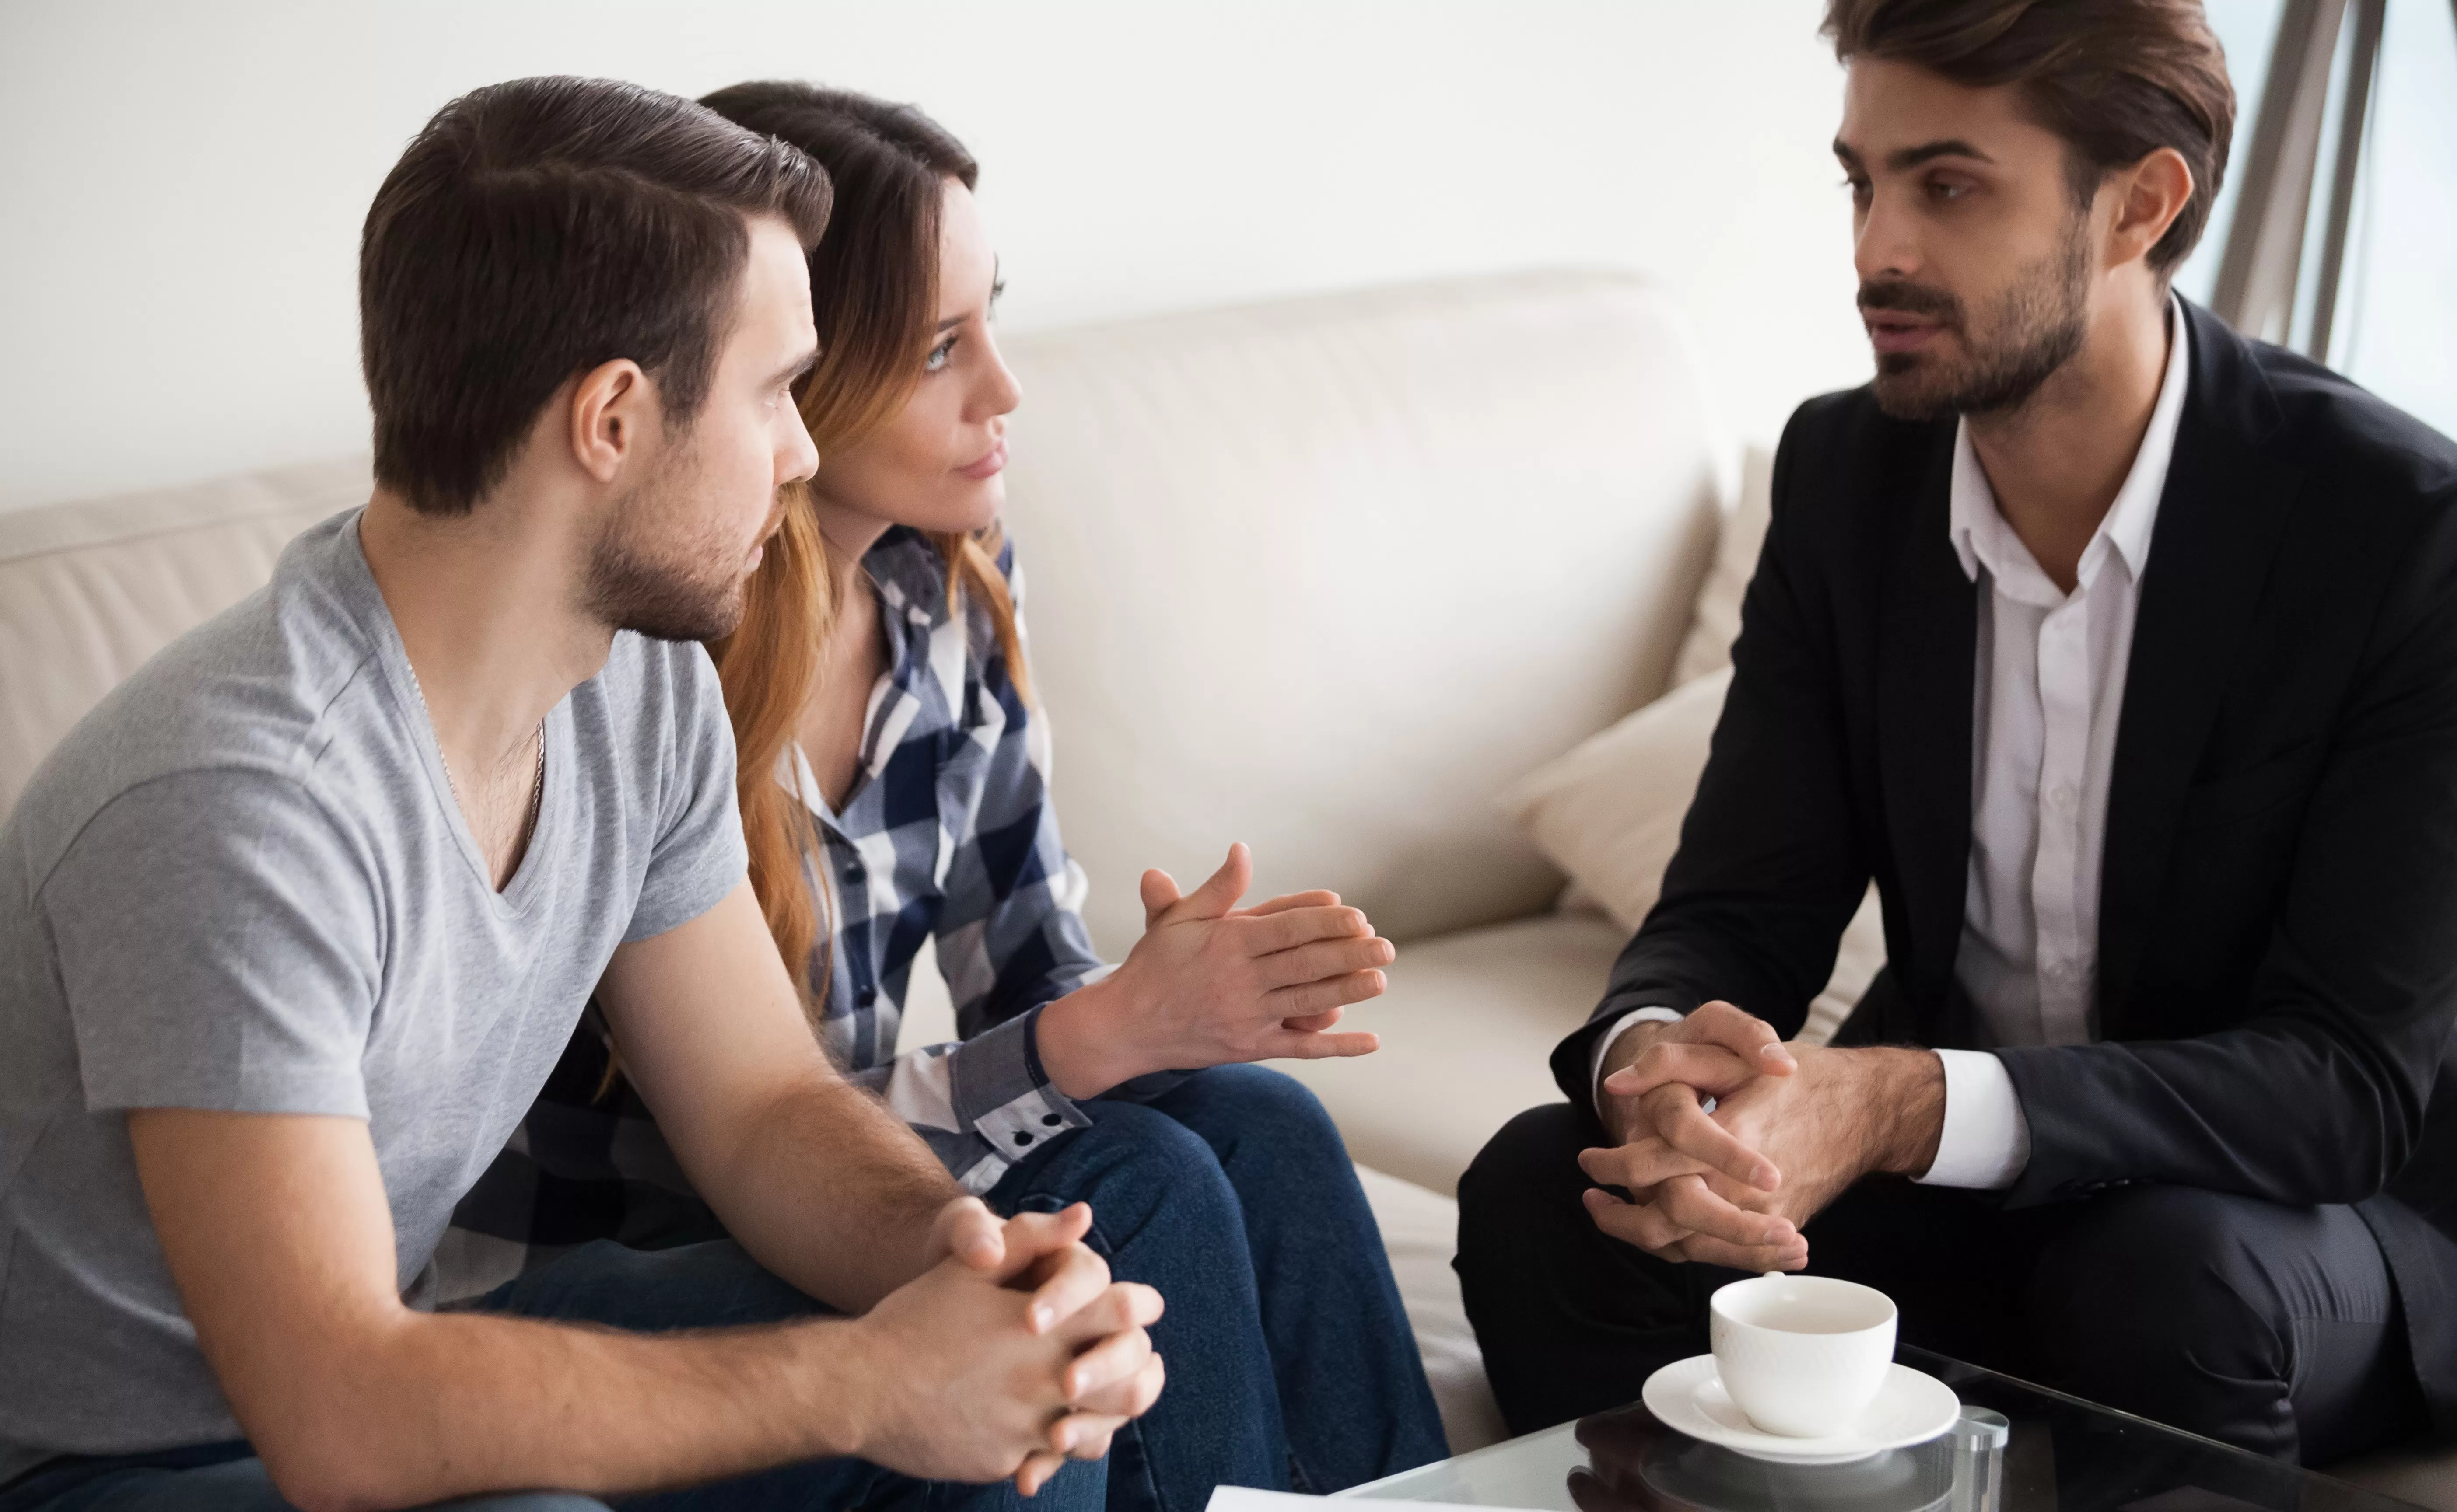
[700,83,1030,1021]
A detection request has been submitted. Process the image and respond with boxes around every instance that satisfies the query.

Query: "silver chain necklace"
[406,662,546,849]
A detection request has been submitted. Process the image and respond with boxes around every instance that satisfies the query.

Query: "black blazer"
[1551,301,2457,1434]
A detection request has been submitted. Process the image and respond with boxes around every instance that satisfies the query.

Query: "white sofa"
[2,270,2446,1503]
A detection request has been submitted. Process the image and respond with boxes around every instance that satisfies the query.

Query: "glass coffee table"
[1337,1347,2427,1512]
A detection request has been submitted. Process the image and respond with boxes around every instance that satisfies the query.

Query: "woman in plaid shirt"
[455,84,1446,1504]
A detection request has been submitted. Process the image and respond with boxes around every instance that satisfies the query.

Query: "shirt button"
[1014,1132,1035,1147]
[858,986,878,1007]
[2049,783,2077,810]
[845,860,867,881]
[1041,1114,1064,1127]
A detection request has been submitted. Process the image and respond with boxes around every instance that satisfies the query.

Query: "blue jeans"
[0,1240,1102,1512]
[987,1065,1446,1511]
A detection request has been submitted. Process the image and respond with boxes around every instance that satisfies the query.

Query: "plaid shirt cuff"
[948,1005,1094,1168]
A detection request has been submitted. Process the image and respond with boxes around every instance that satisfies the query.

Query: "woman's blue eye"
[925,337,957,373]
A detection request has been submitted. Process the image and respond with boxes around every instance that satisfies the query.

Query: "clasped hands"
[1578,1002,1944,1272]
[861,1195,1165,1495]
[1036,842,1395,1099]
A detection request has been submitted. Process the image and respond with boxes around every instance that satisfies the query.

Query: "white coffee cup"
[1708,1275,1898,1437]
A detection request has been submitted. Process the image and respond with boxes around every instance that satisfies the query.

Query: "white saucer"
[1641,1355,1962,1465]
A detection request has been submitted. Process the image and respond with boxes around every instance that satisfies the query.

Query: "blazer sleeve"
[1550,409,1874,1111]
[1998,488,2457,1209]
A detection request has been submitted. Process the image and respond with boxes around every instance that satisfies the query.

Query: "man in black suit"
[1457,0,2457,1467]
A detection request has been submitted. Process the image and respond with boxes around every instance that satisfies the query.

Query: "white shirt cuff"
[1915,1048,2032,1190]
[1590,1007,1686,1100]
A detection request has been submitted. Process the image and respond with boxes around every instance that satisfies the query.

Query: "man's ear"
[568,358,658,485]
[2107,146,2194,272]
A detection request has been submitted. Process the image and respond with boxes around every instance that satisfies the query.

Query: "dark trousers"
[1455,1102,2426,1466]
[988,1065,1448,1506]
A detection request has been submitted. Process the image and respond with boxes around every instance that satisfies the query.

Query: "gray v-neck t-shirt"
[0,509,746,1473]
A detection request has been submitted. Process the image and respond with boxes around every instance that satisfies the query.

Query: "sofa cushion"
[0,456,370,816]
[996,270,1725,954]
[1272,910,1631,1196]
[1500,665,1882,1044]
[1503,668,1730,935]
[1670,443,1773,688]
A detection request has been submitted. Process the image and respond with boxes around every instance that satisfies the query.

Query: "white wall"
[0,0,1876,514]
[19,2,2427,518]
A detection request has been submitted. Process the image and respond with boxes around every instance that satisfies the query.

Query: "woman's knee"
[1158,1064,1347,1167]
[1007,1099,1242,1251]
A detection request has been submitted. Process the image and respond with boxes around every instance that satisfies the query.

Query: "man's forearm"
[1840,1045,1947,1178]
[597,885,965,1311]
[702,1074,962,1312]
[1595,1020,1944,1178]
[262,1302,872,1510]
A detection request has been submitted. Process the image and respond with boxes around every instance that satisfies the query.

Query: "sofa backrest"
[0,270,1722,951]
[0,456,371,819]
[998,270,1722,949]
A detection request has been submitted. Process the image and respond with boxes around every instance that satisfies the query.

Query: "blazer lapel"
[2098,304,2302,1029]
[1876,427,1978,1032]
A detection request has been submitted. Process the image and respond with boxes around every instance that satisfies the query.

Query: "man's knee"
[1458,1103,1709,1434]
[1456,1103,1613,1302]
[2034,1187,2279,1358]
[1461,1104,1598,1227]
[2029,1187,2290,1434]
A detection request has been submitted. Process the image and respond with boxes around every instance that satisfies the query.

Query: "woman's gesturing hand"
[1035,842,1395,1098]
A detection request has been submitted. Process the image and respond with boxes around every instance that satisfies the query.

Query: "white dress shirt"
[1596,298,2191,1192]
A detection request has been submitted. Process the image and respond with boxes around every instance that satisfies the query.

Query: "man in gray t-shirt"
[0,509,743,1468]
[0,77,1161,1512]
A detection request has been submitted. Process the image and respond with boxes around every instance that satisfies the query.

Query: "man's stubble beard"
[581,440,759,645]
[1868,208,2095,423]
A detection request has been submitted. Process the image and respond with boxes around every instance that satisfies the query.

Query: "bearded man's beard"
[1866,210,2094,423]
[582,446,756,644]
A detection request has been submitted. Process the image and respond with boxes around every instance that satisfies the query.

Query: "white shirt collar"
[1948,293,2192,597]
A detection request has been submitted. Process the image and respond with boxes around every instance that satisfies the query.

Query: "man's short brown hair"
[361,76,833,515]
[1823,0,2236,273]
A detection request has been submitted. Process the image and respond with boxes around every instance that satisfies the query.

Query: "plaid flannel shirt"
[440,528,1133,1296]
